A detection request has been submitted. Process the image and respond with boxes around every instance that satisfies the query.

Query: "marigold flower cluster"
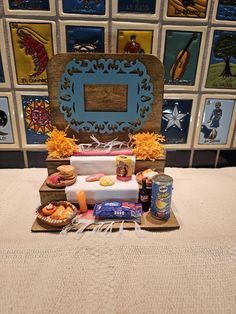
[131,132,165,161]
[46,127,77,159]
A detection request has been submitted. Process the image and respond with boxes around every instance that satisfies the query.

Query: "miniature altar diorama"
[33,53,179,233]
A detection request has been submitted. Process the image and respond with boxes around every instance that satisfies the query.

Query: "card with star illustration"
[60,21,108,53]
[112,22,158,54]
[160,25,206,91]
[112,0,160,20]
[161,94,198,148]
[0,93,19,149]
[16,92,53,148]
[7,19,56,88]
[59,0,108,18]
[194,95,236,149]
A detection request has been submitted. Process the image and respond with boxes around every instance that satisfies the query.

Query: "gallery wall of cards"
[0,0,236,168]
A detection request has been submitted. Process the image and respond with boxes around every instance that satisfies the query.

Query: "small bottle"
[140,179,151,212]
[76,190,88,213]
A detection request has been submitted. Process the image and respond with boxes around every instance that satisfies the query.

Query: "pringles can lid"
[152,174,173,183]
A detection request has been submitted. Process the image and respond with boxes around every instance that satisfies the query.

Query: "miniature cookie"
[86,173,105,182]
[99,176,115,186]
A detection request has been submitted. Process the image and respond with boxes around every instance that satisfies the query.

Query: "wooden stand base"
[31,210,180,232]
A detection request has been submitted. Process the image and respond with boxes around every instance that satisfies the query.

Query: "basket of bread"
[36,201,77,227]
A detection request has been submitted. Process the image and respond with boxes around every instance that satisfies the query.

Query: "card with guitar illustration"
[59,0,108,18]
[0,20,10,88]
[203,28,236,91]
[0,93,19,148]
[160,26,206,90]
[164,0,211,22]
[212,0,236,24]
[16,92,52,148]
[60,21,108,53]
[161,94,197,148]
[4,0,55,16]
[7,20,56,88]
[112,22,158,55]
[112,0,160,20]
[194,95,236,148]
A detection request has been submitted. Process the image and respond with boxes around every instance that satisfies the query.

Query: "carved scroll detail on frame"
[58,58,154,134]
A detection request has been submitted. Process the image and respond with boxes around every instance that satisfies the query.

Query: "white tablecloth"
[0,167,235,314]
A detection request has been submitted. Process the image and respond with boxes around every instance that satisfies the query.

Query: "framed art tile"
[60,21,108,53]
[111,22,158,55]
[0,20,10,88]
[212,0,236,25]
[59,0,109,18]
[7,19,56,89]
[202,28,236,91]
[3,0,55,16]
[112,0,160,20]
[194,95,236,149]
[16,92,53,148]
[161,94,198,149]
[0,93,19,149]
[160,25,206,91]
[163,0,211,22]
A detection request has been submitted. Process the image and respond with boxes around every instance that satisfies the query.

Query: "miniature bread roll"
[99,176,115,186]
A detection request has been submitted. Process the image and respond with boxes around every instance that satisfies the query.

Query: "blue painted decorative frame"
[58,58,153,133]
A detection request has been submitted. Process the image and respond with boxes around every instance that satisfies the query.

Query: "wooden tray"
[31,209,180,232]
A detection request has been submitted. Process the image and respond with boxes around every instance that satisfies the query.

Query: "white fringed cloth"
[0,167,235,314]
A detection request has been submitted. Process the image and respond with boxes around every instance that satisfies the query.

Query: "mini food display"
[46,165,77,188]
[36,201,77,227]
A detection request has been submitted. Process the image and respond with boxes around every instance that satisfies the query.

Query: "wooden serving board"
[31,210,180,232]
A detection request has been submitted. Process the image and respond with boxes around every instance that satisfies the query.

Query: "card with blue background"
[63,0,105,15]
[205,30,236,89]
[163,30,202,86]
[161,98,192,144]
[0,97,14,144]
[199,98,235,145]
[0,54,5,83]
[21,95,52,145]
[216,0,236,21]
[8,0,50,10]
[66,25,105,53]
[118,0,156,14]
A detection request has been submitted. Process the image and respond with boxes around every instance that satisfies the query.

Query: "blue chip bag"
[93,201,143,220]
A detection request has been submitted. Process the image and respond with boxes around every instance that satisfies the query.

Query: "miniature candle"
[76,190,88,213]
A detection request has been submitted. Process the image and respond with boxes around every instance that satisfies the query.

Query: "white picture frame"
[3,0,56,16]
[212,0,236,25]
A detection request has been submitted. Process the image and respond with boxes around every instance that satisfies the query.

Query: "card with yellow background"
[166,0,209,19]
[117,30,153,54]
[9,21,55,86]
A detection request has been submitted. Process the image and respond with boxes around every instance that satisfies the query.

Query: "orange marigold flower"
[46,127,78,159]
[131,132,165,161]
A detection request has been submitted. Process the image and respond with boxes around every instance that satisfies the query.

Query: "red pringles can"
[116,155,132,181]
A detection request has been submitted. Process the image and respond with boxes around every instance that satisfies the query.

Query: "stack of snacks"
[46,165,77,188]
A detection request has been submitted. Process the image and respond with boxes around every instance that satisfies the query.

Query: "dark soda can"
[150,174,173,220]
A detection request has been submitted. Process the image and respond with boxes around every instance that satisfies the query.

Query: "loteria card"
[215,0,236,22]
[17,93,53,146]
[4,0,55,15]
[62,0,106,15]
[0,20,10,88]
[164,0,210,20]
[117,0,156,14]
[161,95,197,148]
[204,29,236,90]
[195,96,236,148]
[112,22,158,54]
[0,54,5,84]
[65,24,105,53]
[0,97,14,144]
[161,27,205,89]
[8,21,55,86]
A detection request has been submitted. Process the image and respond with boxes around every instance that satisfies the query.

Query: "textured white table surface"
[0,167,235,314]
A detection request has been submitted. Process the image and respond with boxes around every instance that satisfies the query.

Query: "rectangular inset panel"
[84,84,128,112]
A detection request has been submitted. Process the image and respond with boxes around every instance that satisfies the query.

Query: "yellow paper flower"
[131,132,165,161]
[46,127,78,159]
